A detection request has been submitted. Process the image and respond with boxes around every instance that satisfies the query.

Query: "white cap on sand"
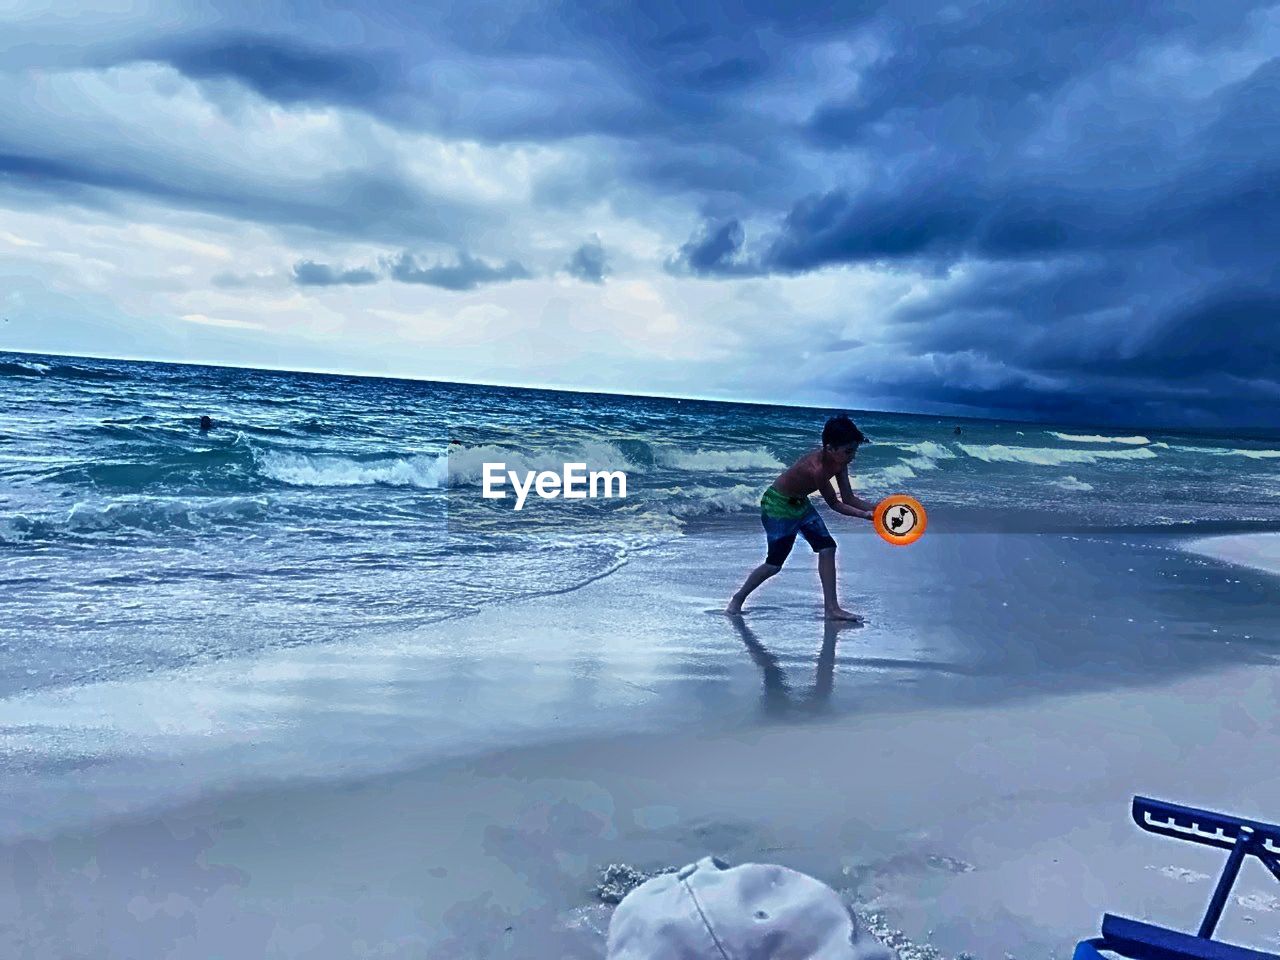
[606,856,891,960]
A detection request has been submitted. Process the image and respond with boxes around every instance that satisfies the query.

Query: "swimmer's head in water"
[199,415,213,431]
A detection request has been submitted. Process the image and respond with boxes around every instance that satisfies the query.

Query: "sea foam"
[1049,432,1150,445]
[959,443,1158,465]
[653,447,784,471]
[258,451,448,488]
[1170,444,1280,459]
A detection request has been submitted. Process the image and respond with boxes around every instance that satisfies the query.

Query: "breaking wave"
[257,451,448,488]
[0,360,126,381]
[879,463,921,484]
[885,441,957,459]
[653,447,783,471]
[1,496,270,542]
[958,443,1158,465]
[1168,444,1280,459]
[666,484,762,518]
[1049,433,1150,445]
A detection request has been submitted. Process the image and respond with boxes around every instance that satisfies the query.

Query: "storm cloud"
[387,251,530,291]
[153,33,392,107]
[565,236,609,283]
[2,0,1278,424]
[292,260,379,287]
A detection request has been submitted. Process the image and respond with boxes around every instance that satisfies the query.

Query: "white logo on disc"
[884,503,918,538]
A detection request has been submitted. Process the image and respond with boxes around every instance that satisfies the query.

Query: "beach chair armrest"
[1100,915,1279,960]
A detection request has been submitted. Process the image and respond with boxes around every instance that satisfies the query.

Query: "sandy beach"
[3,527,1279,959]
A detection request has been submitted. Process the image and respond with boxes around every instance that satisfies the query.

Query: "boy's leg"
[817,547,860,621]
[726,562,781,614]
[799,510,860,621]
[727,518,795,614]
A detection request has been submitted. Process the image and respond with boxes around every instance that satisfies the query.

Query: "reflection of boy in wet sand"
[729,616,853,717]
[726,415,873,621]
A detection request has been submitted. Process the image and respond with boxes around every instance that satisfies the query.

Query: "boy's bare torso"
[771,449,843,498]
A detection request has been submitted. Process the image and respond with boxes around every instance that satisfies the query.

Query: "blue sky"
[1,1,1278,426]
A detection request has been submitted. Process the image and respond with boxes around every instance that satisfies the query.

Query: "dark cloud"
[683,54,770,91]
[147,33,392,106]
[802,1,1263,151]
[812,253,1280,426]
[1119,289,1280,382]
[0,151,159,197]
[101,2,852,193]
[387,251,529,291]
[211,270,280,289]
[657,2,1280,425]
[667,178,1129,276]
[564,237,608,283]
[292,260,379,286]
[0,148,475,246]
[769,187,974,270]
[825,337,864,352]
[666,218,756,276]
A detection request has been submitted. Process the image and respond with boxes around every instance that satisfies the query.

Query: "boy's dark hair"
[822,414,866,448]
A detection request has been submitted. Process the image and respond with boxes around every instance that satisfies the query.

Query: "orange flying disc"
[874,495,927,546]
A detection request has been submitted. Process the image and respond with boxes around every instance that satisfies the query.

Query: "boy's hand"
[821,480,875,521]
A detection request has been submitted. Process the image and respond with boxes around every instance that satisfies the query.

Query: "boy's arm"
[820,477,873,519]
[835,468,876,514]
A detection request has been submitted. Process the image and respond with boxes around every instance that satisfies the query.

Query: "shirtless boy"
[726,415,873,620]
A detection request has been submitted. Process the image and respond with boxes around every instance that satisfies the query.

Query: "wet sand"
[2,529,1279,958]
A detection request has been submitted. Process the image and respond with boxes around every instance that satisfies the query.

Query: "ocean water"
[3,350,1280,699]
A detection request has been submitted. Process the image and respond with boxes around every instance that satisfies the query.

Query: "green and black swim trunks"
[759,487,836,566]
[760,486,811,521]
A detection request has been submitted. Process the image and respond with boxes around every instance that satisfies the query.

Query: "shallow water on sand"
[2,527,1276,842]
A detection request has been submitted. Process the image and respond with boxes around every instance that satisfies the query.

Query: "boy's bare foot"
[824,606,863,622]
[724,598,745,616]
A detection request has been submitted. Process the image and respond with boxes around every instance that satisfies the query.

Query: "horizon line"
[0,345,972,422]
[0,345,1250,434]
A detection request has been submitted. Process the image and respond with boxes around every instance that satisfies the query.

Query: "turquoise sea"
[3,349,1279,698]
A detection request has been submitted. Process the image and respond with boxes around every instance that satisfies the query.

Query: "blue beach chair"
[1075,797,1280,960]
